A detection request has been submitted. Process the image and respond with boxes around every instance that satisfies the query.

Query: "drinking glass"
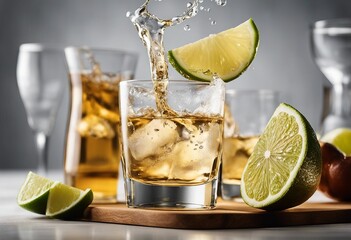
[16,43,65,175]
[310,19,351,135]
[120,79,225,209]
[221,89,279,200]
[64,47,138,202]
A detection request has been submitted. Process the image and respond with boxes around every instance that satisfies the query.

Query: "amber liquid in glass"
[125,115,223,186]
[222,135,259,184]
[65,72,122,202]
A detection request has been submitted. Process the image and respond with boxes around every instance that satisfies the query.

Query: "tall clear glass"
[221,89,279,200]
[64,47,138,202]
[16,43,65,175]
[310,19,351,135]
[120,79,225,209]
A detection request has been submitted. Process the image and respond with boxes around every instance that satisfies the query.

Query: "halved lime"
[17,171,55,214]
[321,128,351,156]
[46,183,93,219]
[168,18,259,82]
[240,103,322,210]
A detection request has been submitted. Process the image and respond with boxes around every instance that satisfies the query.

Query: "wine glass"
[16,43,65,175]
[310,19,351,136]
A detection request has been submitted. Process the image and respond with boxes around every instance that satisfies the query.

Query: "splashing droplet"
[200,6,204,11]
[211,20,216,25]
[126,11,131,18]
[206,8,211,12]
[215,0,227,6]
[187,2,193,8]
[199,0,204,3]
[184,25,191,31]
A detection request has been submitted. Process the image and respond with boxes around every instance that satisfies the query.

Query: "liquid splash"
[129,0,200,82]
[184,25,191,31]
[128,0,200,115]
[215,0,227,6]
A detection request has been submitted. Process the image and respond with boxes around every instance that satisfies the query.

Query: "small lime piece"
[321,128,351,156]
[241,103,322,210]
[17,171,55,214]
[46,183,93,220]
[168,18,259,82]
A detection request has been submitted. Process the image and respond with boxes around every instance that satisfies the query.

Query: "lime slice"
[46,183,93,219]
[168,18,259,82]
[17,171,55,214]
[240,103,322,210]
[321,128,351,156]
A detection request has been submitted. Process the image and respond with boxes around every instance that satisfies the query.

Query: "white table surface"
[1,170,351,240]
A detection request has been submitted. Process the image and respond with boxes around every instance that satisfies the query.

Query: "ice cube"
[78,114,115,138]
[168,123,221,181]
[142,157,171,179]
[194,77,225,115]
[128,119,179,161]
[96,103,119,123]
[129,86,157,115]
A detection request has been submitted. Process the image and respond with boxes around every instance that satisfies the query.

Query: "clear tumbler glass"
[120,79,225,209]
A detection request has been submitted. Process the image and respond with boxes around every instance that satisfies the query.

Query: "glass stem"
[331,83,351,117]
[35,132,49,176]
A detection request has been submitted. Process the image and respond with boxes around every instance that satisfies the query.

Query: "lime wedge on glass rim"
[17,171,55,214]
[240,103,322,210]
[321,128,351,156]
[168,18,259,82]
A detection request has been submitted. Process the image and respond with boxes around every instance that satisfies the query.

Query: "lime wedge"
[18,171,93,219]
[240,103,322,210]
[17,171,55,214]
[168,18,259,82]
[321,128,351,156]
[46,183,93,219]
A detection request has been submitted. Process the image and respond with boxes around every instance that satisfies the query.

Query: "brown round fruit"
[319,142,351,201]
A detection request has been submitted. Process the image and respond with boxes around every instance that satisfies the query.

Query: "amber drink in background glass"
[222,89,279,200]
[64,47,138,202]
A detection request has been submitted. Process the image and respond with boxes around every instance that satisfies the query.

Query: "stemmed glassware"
[16,43,65,175]
[310,19,351,135]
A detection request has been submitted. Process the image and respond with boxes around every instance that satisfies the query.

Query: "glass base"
[221,182,241,200]
[125,178,218,209]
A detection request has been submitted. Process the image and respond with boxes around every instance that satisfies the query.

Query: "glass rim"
[311,18,351,29]
[64,46,138,57]
[225,89,279,96]
[19,43,62,52]
[120,79,216,86]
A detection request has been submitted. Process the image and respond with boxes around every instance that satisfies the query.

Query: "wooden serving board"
[83,200,351,229]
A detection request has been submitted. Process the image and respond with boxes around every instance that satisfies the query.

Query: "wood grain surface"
[82,200,351,229]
